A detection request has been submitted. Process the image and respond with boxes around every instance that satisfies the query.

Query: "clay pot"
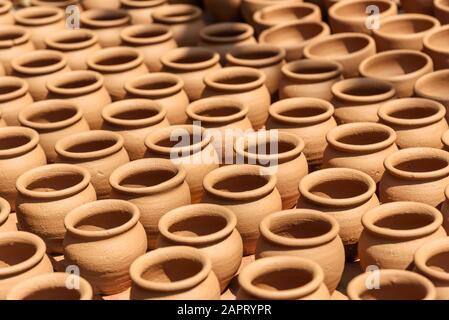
[331,78,396,124]
[203,0,242,22]
[359,50,433,98]
[0,231,53,300]
[120,0,167,24]
[347,269,436,300]
[0,77,34,126]
[401,0,434,14]
[202,164,282,255]
[18,100,90,163]
[161,47,221,101]
[255,209,345,292]
[11,50,71,101]
[6,272,93,300]
[145,125,219,203]
[152,4,204,46]
[202,66,270,130]
[0,0,13,25]
[120,24,177,72]
[0,26,35,75]
[45,29,102,71]
[267,97,337,166]
[15,164,96,254]
[87,47,149,101]
[234,131,308,209]
[435,0,449,25]
[259,21,331,61]
[0,197,16,233]
[423,26,449,70]
[80,9,130,48]
[125,73,189,125]
[359,201,447,270]
[30,0,81,8]
[441,184,449,231]
[279,59,343,100]
[82,0,121,9]
[130,246,221,300]
[226,44,285,95]
[241,0,302,25]
[14,6,65,49]
[379,147,449,207]
[55,130,130,199]
[157,203,243,291]
[415,70,449,117]
[63,199,147,295]
[378,98,448,149]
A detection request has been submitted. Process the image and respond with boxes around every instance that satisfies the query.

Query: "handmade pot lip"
[269,97,335,125]
[281,59,343,82]
[415,70,449,102]
[45,28,99,51]
[200,22,254,44]
[30,0,79,6]
[415,237,449,282]
[14,6,64,26]
[226,44,285,68]
[120,23,173,45]
[373,13,440,40]
[186,97,249,124]
[203,66,266,92]
[329,0,397,23]
[87,46,144,73]
[253,2,321,28]
[331,77,396,104]
[423,25,449,54]
[0,196,10,226]
[109,158,186,195]
[0,126,40,158]
[120,0,166,8]
[152,4,202,24]
[161,47,220,71]
[238,256,325,300]
[435,0,449,12]
[11,50,67,75]
[0,76,29,102]
[125,72,184,97]
[0,0,11,15]
[46,70,104,96]
[80,9,130,28]
[158,203,237,245]
[0,25,31,49]
[130,246,212,292]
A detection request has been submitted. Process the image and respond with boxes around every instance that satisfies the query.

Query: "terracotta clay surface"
[0,76,34,126]
[0,197,16,233]
[120,0,167,24]
[415,70,449,119]
[0,26,35,75]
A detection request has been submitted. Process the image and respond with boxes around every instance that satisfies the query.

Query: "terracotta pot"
[435,0,449,25]
[120,24,177,72]
[55,130,130,199]
[102,99,170,161]
[125,73,189,125]
[441,184,449,232]
[6,272,93,300]
[82,0,121,9]
[161,47,221,101]
[331,78,396,124]
[423,26,449,70]
[130,246,220,300]
[0,0,13,25]
[87,46,149,101]
[267,97,337,166]
[120,0,167,24]
[279,59,343,100]
[152,4,204,46]
[15,164,96,254]
[11,50,71,101]
[415,70,449,118]
[145,125,219,203]
[0,231,53,300]
[0,76,34,126]
[0,26,35,75]
[359,201,446,270]
[63,199,147,295]
[378,98,448,149]
[18,100,90,163]
[202,164,282,255]
[401,0,434,14]
[0,197,16,233]
[203,0,242,22]
[241,0,303,25]
[202,66,270,130]
[30,0,81,8]
[226,44,285,95]
[259,21,330,61]
[45,29,102,71]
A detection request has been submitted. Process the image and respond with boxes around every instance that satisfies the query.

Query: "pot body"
[280,74,342,101]
[0,93,34,127]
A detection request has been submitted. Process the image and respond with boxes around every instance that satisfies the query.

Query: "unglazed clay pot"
[0,77,34,126]
[423,26,449,70]
[241,0,303,25]
[0,0,13,25]
[87,46,149,101]
[255,209,345,292]
[11,50,70,101]
[441,184,449,232]
[202,66,270,130]
[55,130,130,199]
[120,0,167,24]
[203,0,242,22]
[120,24,177,72]
[83,0,120,9]
[0,231,53,300]
[130,246,220,300]
[15,164,96,254]
[415,70,449,118]
[125,73,189,125]
[161,47,221,101]
[359,49,433,98]
[435,0,449,25]
[331,78,395,124]
[379,147,449,207]
[401,0,434,14]
[0,197,16,233]
[359,202,446,270]
[30,0,81,8]
[378,98,448,149]
[64,199,147,295]
[157,204,243,291]
[202,164,282,255]
[0,26,35,75]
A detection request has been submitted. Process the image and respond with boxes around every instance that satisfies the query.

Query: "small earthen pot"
[331,77,396,124]
[63,199,147,295]
[259,21,331,61]
[423,25,449,70]
[87,46,149,101]
[359,49,433,98]
[202,66,270,130]
[0,197,16,232]
[401,0,434,14]
[82,0,121,9]
[157,203,243,291]
[347,269,436,300]
[161,47,221,101]
[359,201,447,270]
[0,0,13,25]
[241,0,302,25]
[203,0,242,22]
[415,70,449,118]
[15,164,96,254]
[120,0,167,24]
[45,29,102,71]
[0,77,34,126]
[379,147,449,207]
[0,26,35,75]
[0,231,54,300]
[120,24,177,72]
[55,130,130,199]
[435,0,449,25]
[11,50,71,101]
[130,246,220,300]
[378,98,448,149]
[202,164,282,255]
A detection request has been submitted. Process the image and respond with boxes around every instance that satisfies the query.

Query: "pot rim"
[152,4,202,24]
[253,2,321,28]
[415,69,449,102]
[14,6,64,26]
[415,237,449,282]
[0,76,29,102]
[120,0,166,8]
[329,0,397,23]
[0,26,30,49]
[269,97,335,125]
[435,0,449,12]
[46,70,104,96]
[423,24,449,54]
[186,96,249,124]
[281,59,343,82]
[203,66,266,92]
[87,46,144,73]
[0,126,41,158]
[80,9,130,27]
[11,50,67,76]
[373,13,440,40]
[30,0,79,6]
[125,72,184,98]
[45,28,99,51]
[161,47,220,71]
[226,44,285,68]
[0,0,11,15]
[0,196,10,226]
[120,23,173,45]
[200,22,254,44]
[331,77,396,104]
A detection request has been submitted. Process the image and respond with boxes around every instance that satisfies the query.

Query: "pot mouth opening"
[270,98,334,125]
[45,29,98,51]
[161,47,220,71]
[12,50,67,75]
[81,9,130,27]
[305,33,373,59]
[87,47,143,73]
[0,26,29,48]
[30,0,79,6]
[152,4,202,23]
[121,0,166,8]
[226,44,285,68]
[121,24,172,45]
[260,21,328,48]
[282,59,342,81]
[415,70,449,101]
[0,127,39,158]
[415,238,449,281]
[125,73,183,97]
[186,97,248,124]
[0,77,29,102]
[204,67,265,92]
[102,99,166,128]
[424,25,449,53]
[330,0,394,21]
[47,70,103,96]
[332,78,395,103]
[256,3,318,25]
[201,23,253,43]
[0,0,11,14]
[375,14,439,38]
[14,6,64,26]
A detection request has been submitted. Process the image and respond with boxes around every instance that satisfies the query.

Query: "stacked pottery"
[0,26,35,75]
[0,77,34,126]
